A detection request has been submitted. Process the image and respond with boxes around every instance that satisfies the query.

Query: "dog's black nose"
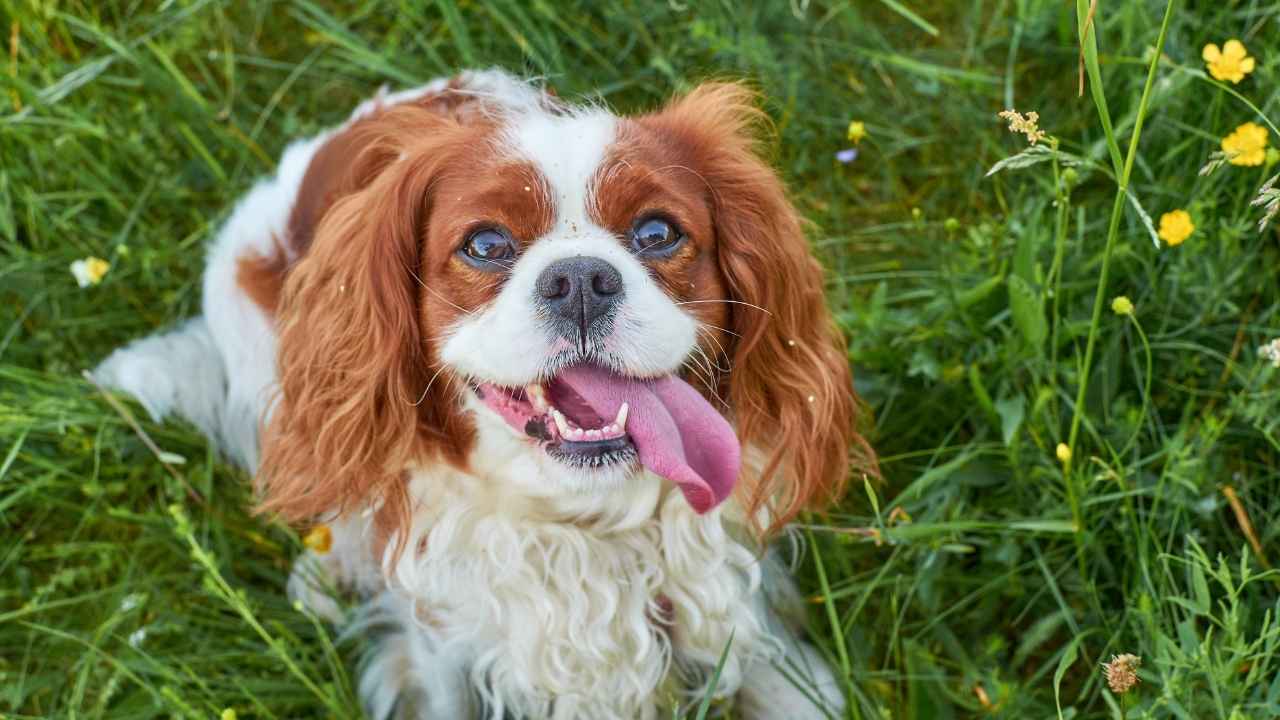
[535,255,624,339]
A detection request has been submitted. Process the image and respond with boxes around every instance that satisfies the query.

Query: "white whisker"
[695,326,733,374]
[694,320,741,339]
[682,343,729,409]
[676,299,773,316]
[410,363,450,406]
[408,267,474,315]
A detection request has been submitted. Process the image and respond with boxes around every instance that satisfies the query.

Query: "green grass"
[3,0,1279,717]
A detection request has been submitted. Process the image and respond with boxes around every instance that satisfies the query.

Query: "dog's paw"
[736,642,846,720]
[93,340,182,422]
[92,317,226,429]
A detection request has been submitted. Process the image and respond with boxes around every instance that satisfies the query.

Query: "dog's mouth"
[473,363,740,513]
[477,380,636,468]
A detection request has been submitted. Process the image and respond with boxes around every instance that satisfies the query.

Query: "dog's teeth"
[526,384,549,412]
[551,410,573,437]
[602,423,617,436]
[614,403,629,431]
[586,429,601,440]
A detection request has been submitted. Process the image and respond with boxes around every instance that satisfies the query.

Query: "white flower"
[70,257,110,287]
[1260,338,1280,368]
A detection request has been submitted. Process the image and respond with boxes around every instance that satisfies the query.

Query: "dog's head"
[255,80,874,540]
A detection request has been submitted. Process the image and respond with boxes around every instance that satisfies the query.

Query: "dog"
[95,68,873,720]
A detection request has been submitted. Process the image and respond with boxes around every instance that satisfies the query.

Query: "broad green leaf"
[986,145,1057,176]
[985,145,1087,177]
[1008,275,1047,350]
[996,395,1025,446]
[892,449,981,505]
[1191,560,1211,615]
[1054,634,1084,720]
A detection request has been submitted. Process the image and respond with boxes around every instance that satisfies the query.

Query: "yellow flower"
[846,120,867,145]
[1157,209,1194,246]
[1202,40,1255,84]
[220,710,238,720]
[1111,296,1134,316]
[1055,443,1072,463]
[303,524,333,554]
[1222,122,1269,166]
[70,257,110,287]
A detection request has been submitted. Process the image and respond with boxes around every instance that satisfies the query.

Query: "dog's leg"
[353,592,474,720]
[287,523,476,720]
[735,632,846,720]
[287,513,388,623]
[734,548,847,720]
[93,316,234,450]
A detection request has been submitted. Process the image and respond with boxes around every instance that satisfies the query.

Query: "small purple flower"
[835,148,858,164]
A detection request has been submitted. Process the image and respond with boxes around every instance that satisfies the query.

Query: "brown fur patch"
[235,242,288,315]
[238,78,532,317]
[630,83,878,536]
[253,89,556,550]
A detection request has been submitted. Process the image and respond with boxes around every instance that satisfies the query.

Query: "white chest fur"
[368,457,775,720]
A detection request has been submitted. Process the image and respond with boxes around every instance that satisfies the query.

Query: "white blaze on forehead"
[502,108,617,233]
[440,103,698,387]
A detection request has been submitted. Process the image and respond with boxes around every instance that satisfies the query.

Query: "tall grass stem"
[1064,0,1177,561]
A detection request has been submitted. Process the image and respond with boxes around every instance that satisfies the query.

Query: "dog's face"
[257,83,868,540]
[433,108,740,506]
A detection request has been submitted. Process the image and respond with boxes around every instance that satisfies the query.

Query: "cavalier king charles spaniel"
[96,69,874,720]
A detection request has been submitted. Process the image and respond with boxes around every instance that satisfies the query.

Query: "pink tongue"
[553,365,739,513]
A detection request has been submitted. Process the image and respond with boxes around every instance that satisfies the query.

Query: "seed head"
[998,109,1047,145]
[1103,654,1141,694]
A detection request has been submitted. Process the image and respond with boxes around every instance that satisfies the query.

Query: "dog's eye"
[630,216,685,258]
[461,228,516,268]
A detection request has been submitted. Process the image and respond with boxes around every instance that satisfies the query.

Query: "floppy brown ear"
[645,83,877,535]
[255,109,474,535]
